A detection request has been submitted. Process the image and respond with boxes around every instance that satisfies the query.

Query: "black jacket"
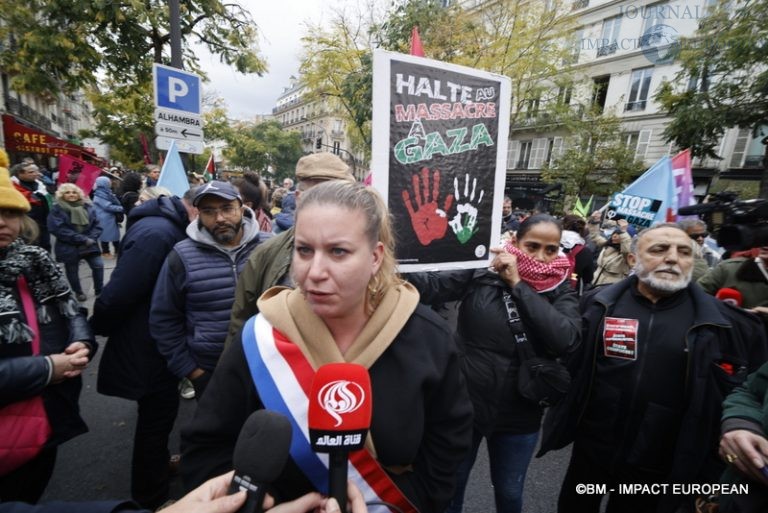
[91,196,189,399]
[0,287,94,448]
[180,304,473,513]
[539,278,768,512]
[409,269,581,435]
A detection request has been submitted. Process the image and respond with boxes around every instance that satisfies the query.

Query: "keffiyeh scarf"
[0,239,74,345]
[503,241,571,292]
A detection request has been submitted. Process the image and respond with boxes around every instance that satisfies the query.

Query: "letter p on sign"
[153,63,201,115]
[169,77,189,103]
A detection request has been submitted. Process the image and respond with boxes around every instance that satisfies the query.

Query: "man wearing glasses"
[150,181,270,399]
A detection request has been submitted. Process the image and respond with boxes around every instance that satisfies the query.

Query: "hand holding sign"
[402,167,454,246]
[449,174,484,244]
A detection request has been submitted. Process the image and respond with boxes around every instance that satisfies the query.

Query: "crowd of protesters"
[2,149,768,513]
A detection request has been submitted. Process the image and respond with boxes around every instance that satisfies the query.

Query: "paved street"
[41,260,570,512]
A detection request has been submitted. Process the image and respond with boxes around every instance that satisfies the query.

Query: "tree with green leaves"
[540,106,646,212]
[299,0,574,163]
[0,0,266,97]
[0,0,267,164]
[656,0,768,197]
[224,120,303,182]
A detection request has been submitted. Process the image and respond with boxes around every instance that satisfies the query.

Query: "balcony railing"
[572,0,588,10]
[6,97,53,131]
[596,41,618,57]
[624,100,647,112]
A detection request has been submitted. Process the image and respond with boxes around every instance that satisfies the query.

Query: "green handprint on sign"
[449,174,485,244]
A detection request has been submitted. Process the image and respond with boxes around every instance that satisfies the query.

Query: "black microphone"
[228,410,293,513]
[308,363,372,513]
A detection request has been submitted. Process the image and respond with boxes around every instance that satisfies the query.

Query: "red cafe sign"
[2,114,95,158]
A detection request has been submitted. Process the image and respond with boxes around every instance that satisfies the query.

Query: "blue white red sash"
[242,314,418,513]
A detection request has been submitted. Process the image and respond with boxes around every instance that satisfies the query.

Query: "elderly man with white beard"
[538,223,768,513]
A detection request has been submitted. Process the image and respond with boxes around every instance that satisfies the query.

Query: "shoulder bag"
[502,289,571,408]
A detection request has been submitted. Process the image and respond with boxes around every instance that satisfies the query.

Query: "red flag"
[139,133,152,164]
[57,154,103,195]
[410,27,425,57]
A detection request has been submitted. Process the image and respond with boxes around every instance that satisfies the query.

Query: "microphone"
[308,363,372,513]
[716,287,743,307]
[228,410,293,513]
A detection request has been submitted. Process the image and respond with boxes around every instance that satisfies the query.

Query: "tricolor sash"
[242,313,418,513]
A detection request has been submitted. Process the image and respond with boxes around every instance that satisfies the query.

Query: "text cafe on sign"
[153,63,205,154]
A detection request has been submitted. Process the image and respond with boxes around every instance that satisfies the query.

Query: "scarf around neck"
[257,282,420,370]
[57,199,90,230]
[503,241,571,292]
[0,239,74,345]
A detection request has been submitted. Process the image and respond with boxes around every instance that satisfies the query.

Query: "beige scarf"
[257,282,420,466]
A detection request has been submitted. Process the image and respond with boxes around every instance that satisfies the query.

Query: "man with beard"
[539,223,768,513]
[150,181,270,400]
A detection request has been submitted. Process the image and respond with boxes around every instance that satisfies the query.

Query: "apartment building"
[1,77,105,166]
[501,0,764,209]
[273,78,364,180]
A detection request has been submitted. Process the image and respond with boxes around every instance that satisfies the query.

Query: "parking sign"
[153,63,201,114]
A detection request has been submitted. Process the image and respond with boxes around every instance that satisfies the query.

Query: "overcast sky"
[199,0,352,120]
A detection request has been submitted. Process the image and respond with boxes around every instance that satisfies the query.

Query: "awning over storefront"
[2,114,97,160]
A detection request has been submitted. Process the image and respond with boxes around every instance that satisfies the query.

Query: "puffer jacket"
[150,210,270,378]
[91,178,124,242]
[408,269,581,436]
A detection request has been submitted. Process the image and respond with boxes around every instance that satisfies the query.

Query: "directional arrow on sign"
[155,122,204,142]
[181,128,201,139]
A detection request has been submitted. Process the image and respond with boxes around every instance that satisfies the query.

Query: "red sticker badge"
[603,317,639,360]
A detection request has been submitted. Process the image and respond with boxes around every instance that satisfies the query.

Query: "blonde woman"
[47,183,103,301]
[183,181,472,513]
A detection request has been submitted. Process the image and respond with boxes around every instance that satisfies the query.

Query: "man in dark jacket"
[540,223,768,513]
[90,191,196,510]
[150,181,269,400]
[224,153,355,348]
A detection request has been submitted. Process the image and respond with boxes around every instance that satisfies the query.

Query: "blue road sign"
[153,63,201,115]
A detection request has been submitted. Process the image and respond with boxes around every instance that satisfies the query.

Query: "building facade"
[498,0,764,209]
[0,75,105,167]
[272,78,364,180]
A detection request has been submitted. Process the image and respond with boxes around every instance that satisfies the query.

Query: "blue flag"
[605,157,675,229]
[157,140,190,197]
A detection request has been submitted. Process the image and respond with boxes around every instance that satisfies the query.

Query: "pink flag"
[410,27,425,57]
[672,149,695,220]
[57,154,103,195]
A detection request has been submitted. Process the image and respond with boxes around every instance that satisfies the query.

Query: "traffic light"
[315,138,322,150]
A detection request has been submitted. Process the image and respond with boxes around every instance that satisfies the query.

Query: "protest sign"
[605,156,675,228]
[371,50,511,271]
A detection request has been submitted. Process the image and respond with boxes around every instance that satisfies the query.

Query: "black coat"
[47,203,102,264]
[539,278,768,513]
[91,197,189,399]
[0,282,95,448]
[408,269,581,435]
[180,305,473,513]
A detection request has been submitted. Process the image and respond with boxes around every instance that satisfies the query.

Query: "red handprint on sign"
[402,167,454,246]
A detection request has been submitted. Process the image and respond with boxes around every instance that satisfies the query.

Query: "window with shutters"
[730,128,750,168]
[507,140,520,169]
[529,138,549,169]
[546,137,564,166]
[625,68,653,112]
[516,141,533,169]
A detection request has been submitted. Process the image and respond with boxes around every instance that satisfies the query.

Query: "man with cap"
[224,153,354,347]
[149,181,271,399]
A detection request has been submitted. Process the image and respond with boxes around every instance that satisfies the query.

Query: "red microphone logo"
[317,380,366,427]
[308,363,372,452]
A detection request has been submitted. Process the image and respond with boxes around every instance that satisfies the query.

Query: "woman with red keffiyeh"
[408,214,581,513]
